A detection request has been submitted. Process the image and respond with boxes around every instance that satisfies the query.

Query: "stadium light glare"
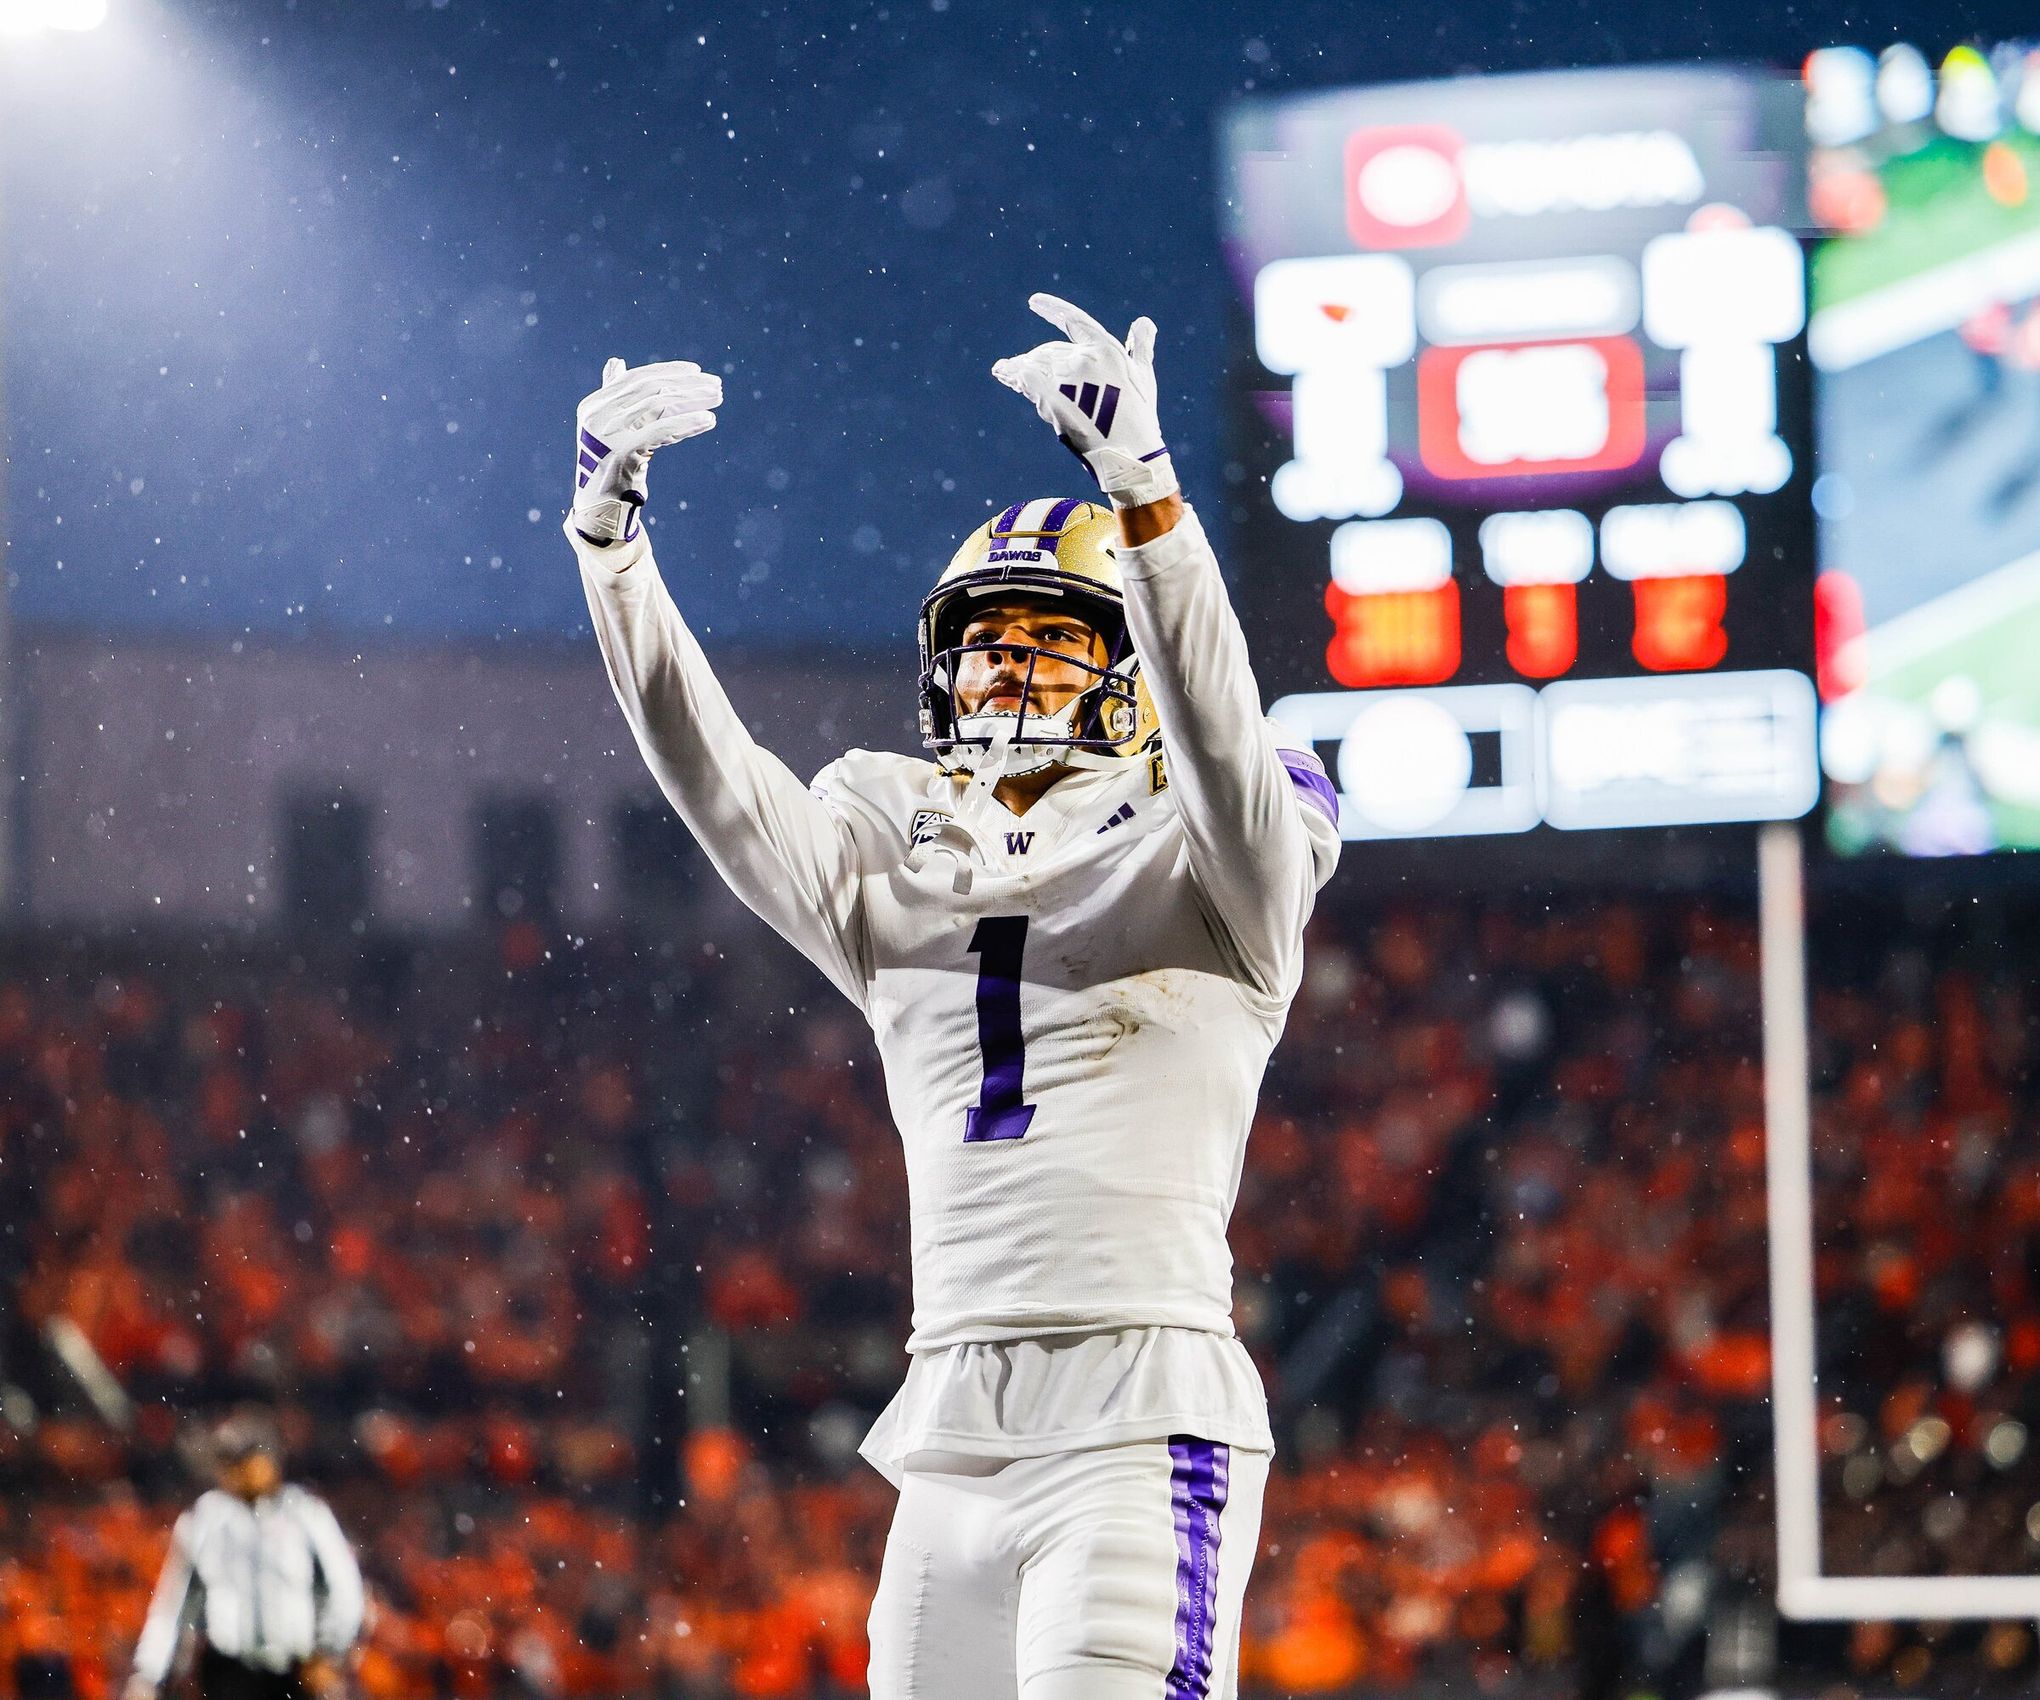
[0,0,108,35]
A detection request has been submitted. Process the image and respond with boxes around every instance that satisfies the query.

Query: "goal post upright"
[1759,820,1824,1614]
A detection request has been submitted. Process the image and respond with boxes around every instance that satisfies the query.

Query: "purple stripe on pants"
[1166,1437,1229,1700]
[1279,750,1340,826]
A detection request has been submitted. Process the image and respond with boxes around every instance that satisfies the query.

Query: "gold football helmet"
[918,497,1161,776]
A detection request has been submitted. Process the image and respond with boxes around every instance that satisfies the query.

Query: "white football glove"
[570,356,723,546]
[991,293,1178,509]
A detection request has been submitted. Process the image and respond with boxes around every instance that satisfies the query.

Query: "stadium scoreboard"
[1222,67,1820,839]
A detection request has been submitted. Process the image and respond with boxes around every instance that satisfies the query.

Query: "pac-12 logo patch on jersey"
[909,808,952,847]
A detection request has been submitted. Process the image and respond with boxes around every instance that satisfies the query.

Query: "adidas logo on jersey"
[1095,802,1135,835]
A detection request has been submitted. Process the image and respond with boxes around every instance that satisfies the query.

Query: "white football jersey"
[576,504,1339,1470]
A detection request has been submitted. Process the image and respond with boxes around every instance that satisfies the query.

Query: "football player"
[566,294,1339,1700]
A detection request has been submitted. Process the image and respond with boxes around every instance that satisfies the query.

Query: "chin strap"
[909,723,1019,895]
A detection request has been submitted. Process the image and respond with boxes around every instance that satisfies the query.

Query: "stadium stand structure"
[3,884,2038,1700]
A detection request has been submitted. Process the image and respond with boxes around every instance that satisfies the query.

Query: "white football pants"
[866,1436,1268,1700]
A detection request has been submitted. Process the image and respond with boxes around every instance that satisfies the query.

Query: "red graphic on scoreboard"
[1345,125,1471,250]
[1502,583,1580,678]
[1417,338,1647,481]
[1812,570,1866,700]
[1325,581,1462,687]
[1631,574,1728,672]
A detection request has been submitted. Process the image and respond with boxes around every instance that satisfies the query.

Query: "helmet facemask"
[923,600,1142,779]
[917,498,1161,795]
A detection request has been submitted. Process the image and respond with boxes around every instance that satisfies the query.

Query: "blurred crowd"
[3,882,2039,1700]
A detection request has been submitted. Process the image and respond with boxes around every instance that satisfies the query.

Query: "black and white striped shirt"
[132,1486,364,1683]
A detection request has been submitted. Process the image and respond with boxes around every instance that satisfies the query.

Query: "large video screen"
[1221,67,1819,840]
[1810,42,2040,857]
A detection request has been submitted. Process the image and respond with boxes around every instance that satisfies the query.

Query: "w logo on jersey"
[1057,381,1122,438]
[1004,831,1035,856]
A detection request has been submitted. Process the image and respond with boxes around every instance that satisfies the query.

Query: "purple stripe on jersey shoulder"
[1039,496,1084,548]
[993,501,1028,538]
[1279,750,1338,826]
[1167,1437,1230,1700]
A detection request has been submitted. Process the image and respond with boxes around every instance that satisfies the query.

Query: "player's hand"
[992,294,1177,509]
[570,357,723,547]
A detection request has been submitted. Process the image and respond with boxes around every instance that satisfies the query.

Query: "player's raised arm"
[993,295,1339,997]
[566,358,867,1006]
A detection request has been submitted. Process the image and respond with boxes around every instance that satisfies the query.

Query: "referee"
[126,1412,364,1700]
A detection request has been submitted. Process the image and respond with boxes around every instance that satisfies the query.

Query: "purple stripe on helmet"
[992,501,1027,538]
[1279,750,1338,826]
[1166,1438,1229,1700]
[1094,383,1121,436]
[1039,496,1085,550]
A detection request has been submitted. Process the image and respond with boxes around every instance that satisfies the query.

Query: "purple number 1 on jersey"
[964,915,1036,1142]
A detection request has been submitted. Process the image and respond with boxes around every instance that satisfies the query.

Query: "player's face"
[220,1450,282,1501]
[954,598,1109,719]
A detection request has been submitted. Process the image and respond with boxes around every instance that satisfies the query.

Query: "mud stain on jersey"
[1094,968,1205,1053]
[1096,1009,1142,1056]
[1136,967,1204,1026]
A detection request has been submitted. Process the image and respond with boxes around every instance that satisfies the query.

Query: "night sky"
[0,0,2027,650]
